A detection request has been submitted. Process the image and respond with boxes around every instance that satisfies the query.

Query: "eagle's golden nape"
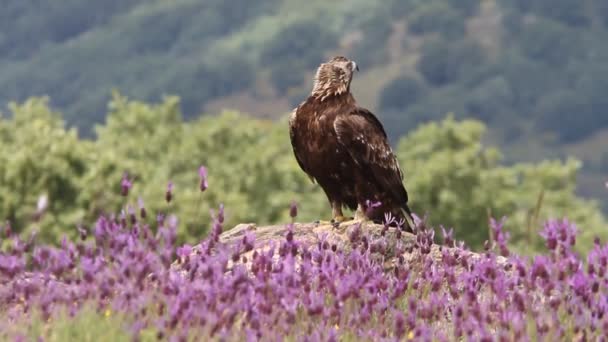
[289,55,415,232]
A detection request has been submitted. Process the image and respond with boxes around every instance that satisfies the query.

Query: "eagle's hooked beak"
[351,61,359,72]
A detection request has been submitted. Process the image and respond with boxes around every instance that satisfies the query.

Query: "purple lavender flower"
[138,197,147,219]
[289,201,298,219]
[166,181,174,203]
[441,226,454,247]
[4,190,608,341]
[121,172,133,196]
[3,220,12,237]
[199,166,208,192]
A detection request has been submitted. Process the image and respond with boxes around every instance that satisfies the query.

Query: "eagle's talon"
[332,215,348,223]
[315,219,333,226]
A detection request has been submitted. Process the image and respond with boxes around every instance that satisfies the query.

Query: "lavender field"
[0,170,607,341]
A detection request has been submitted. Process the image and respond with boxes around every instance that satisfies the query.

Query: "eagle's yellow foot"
[335,206,372,226]
[313,219,334,226]
[331,215,350,228]
[313,218,357,228]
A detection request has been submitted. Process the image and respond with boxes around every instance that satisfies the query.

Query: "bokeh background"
[2,0,608,254]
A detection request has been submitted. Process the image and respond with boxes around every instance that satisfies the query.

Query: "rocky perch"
[174,220,509,275]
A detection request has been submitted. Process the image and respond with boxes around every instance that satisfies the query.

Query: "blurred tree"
[398,115,606,254]
[599,0,608,27]
[0,98,90,242]
[81,92,327,242]
[518,18,583,66]
[261,19,337,93]
[350,10,394,67]
[378,75,427,112]
[387,0,423,20]
[534,90,591,143]
[501,0,589,26]
[446,0,479,16]
[408,2,466,39]
[465,76,514,121]
[534,62,608,143]
[3,96,605,255]
[417,38,486,87]
[417,39,452,87]
[268,60,309,96]
[493,52,563,113]
[532,0,589,27]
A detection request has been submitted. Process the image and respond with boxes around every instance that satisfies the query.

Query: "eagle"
[289,56,414,231]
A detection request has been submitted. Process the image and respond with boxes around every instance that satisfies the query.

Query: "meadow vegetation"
[2,1,608,337]
[1,178,607,340]
[1,94,605,255]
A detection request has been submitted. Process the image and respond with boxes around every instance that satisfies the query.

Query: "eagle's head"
[312,56,359,101]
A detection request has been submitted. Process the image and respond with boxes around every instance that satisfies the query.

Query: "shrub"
[417,38,486,87]
[262,19,338,92]
[518,18,582,66]
[379,75,427,112]
[408,2,466,39]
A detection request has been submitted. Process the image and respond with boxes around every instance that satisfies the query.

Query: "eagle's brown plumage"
[289,56,414,230]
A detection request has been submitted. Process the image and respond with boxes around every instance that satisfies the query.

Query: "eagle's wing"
[289,110,315,183]
[334,107,408,204]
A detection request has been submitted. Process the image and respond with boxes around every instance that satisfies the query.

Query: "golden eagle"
[289,56,414,230]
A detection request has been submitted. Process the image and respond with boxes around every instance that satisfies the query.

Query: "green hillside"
[2,0,608,209]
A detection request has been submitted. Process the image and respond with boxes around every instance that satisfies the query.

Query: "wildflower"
[77,225,87,241]
[394,310,406,339]
[35,194,48,219]
[199,166,208,192]
[3,220,12,237]
[177,244,192,259]
[127,205,137,224]
[157,213,165,226]
[121,172,132,196]
[289,201,298,219]
[138,197,147,219]
[364,199,381,217]
[6,195,608,340]
[441,226,454,247]
[166,181,174,203]
[383,212,396,227]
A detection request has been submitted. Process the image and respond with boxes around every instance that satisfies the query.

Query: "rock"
[174,220,510,276]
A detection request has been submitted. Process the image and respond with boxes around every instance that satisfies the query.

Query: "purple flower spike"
[77,225,87,241]
[441,226,454,247]
[138,197,147,219]
[121,172,133,196]
[177,244,192,259]
[289,201,298,219]
[157,213,165,226]
[3,220,12,237]
[3,193,605,341]
[199,166,208,192]
[166,181,174,203]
